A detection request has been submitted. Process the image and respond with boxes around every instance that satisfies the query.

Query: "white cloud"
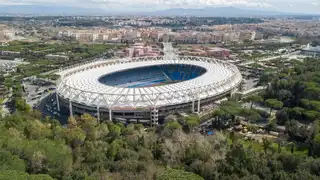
[0,0,274,8]
[138,0,273,8]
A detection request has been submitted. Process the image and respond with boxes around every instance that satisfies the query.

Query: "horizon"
[0,0,319,15]
[0,5,319,16]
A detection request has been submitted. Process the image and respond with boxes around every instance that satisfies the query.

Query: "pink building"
[123,43,161,57]
[133,48,144,57]
[124,48,134,57]
[149,31,159,39]
[144,46,152,53]
[207,47,230,59]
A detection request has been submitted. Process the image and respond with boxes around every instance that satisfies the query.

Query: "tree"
[310,101,320,111]
[276,109,289,125]
[288,107,304,120]
[265,99,283,116]
[67,116,77,128]
[108,123,122,137]
[303,110,320,122]
[165,120,182,131]
[107,139,123,160]
[278,89,292,102]
[0,150,26,172]
[29,151,46,174]
[185,115,200,133]
[14,98,31,112]
[155,168,204,180]
[245,95,263,109]
[79,114,98,141]
[240,109,261,123]
[262,138,272,154]
[0,170,53,180]
[286,120,310,141]
[65,127,86,147]
[212,107,238,129]
[164,115,177,124]
[96,123,109,139]
[311,133,320,157]
[79,113,97,126]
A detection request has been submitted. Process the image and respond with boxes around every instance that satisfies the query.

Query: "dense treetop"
[0,109,319,179]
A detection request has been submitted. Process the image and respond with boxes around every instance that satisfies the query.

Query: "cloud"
[0,0,274,8]
[148,0,273,8]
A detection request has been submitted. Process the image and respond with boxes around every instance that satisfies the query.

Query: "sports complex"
[55,44,242,124]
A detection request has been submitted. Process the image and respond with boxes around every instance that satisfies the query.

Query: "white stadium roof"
[56,56,242,110]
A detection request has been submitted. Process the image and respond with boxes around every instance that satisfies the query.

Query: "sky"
[0,0,319,14]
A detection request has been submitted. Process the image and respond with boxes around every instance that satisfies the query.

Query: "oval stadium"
[55,55,242,125]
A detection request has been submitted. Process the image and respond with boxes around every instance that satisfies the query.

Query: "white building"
[251,31,263,40]
[45,54,69,61]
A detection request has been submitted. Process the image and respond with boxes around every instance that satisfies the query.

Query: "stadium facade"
[56,56,242,125]
[55,43,242,125]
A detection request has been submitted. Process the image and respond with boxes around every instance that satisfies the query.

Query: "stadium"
[55,55,242,125]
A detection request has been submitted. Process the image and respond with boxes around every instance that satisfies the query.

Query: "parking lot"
[35,92,69,124]
[23,77,56,107]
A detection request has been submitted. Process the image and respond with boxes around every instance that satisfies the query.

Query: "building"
[149,31,159,40]
[45,54,69,61]
[0,25,6,42]
[301,43,320,57]
[124,43,161,57]
[251,31,263,40]
[1,51,21,56]
[239,31,253,41]
[0,31,4,42]
[55,56,242,124]
[124,30,141,41]
[77,33,94,42]
[207,47,230,59]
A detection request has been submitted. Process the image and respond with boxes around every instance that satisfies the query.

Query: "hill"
[0,5,105,16]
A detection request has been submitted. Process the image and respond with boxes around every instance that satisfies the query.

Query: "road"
[40,69,58,75]
[239,51,301,66]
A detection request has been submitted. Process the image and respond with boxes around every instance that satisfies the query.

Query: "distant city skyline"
[0,0,319,14]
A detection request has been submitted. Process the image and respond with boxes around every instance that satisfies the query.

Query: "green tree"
[289,107,304,120]
[156,168,204,180]
[276,109,289,125]
[265,99,283,116]
[185,115,200,133]
[165,120,182,132]
[107,139,123,159]
[245,95,263,109]
[108,123,122,137]
[15,98,31,112]
[65,127,86,147]
[303,110,319,122]
[310,101,320,111]
[0,170,53,180]
[240,109,261,123]
[96,123,109,139]
[262,138,272,154]
[0,150,26,172]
